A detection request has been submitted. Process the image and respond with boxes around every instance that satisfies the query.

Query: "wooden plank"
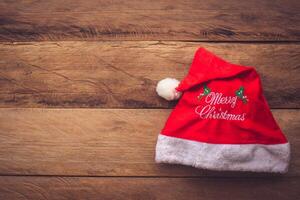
[0,42,299,108]
[0,108,298,177]
[0,1,299,41]
[1,0,299,12]
[0,176,299,200]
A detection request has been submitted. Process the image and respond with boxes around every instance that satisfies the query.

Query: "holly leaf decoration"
[203,85,211,95]
[197,84,211,100]
[235,86,248,104]
[235,86,244,98]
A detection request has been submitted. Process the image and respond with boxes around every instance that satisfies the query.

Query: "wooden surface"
[0,0,299,41]
[0,108,299,177]
[0,0,299,199]
[1,42,299,108]
[0,177,298,200]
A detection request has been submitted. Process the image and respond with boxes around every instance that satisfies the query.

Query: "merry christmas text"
[195,92,246,121]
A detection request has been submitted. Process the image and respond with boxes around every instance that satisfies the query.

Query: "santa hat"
[155,47,290,173]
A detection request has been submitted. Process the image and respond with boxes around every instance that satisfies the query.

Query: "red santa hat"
[155,47,290,173]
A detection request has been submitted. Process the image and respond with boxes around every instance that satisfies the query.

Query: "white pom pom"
[156,78,182,101]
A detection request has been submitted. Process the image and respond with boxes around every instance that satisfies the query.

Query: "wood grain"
[0,108,298,177]
[0,1,299,41]
[1,42,299,108]
[1,0,299,12]
[0,176,299,200]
